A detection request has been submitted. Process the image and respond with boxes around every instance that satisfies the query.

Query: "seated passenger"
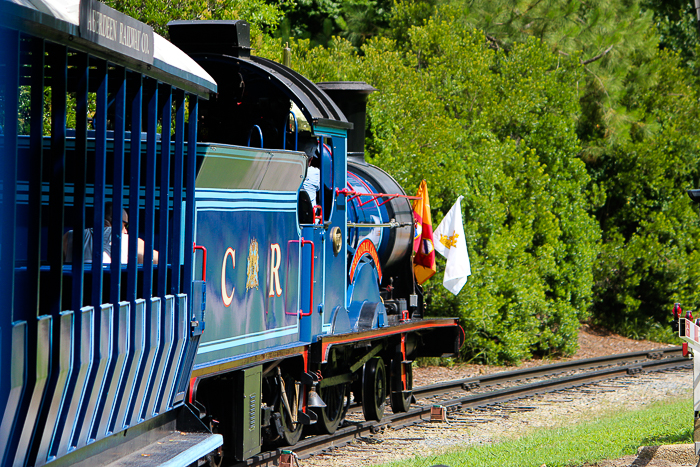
[63,203,159,265]
[302,148,320,207]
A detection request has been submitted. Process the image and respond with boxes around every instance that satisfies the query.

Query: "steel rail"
[392,356,690,430]
[338,346,683,414]
[232,347,687,467]
[415,346,682,398]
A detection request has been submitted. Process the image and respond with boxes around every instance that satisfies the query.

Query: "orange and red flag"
[412,180,436,284]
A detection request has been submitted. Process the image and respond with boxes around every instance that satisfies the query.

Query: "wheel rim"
[315,383,346,434]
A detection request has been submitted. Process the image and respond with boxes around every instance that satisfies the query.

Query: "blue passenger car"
[0,0,224,465]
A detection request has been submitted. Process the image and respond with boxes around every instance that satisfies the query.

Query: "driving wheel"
[275,374,303,446]
[362,357,386,421]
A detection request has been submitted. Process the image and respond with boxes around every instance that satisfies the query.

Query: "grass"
[376,397,693,467]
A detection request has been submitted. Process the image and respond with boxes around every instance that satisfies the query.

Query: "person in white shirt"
[303,151,320,206]
[63,203,158,265]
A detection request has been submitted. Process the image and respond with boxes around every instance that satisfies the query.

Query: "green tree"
[641,0,700,77]
[402,15,598,362]
[590,52,700,337]
[271,0,394,48]
[103,0,286,40]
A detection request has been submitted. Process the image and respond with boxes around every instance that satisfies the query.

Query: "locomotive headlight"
[331,226,342,256]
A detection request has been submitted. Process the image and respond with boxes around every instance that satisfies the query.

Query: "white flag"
[433,196,470,295]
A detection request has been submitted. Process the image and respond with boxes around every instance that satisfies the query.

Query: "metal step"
[105,431,223,467]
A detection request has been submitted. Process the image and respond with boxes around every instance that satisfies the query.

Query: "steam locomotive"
[0,2,463,465]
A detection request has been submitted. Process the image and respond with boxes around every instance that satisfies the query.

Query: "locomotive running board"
[313,318,463,363]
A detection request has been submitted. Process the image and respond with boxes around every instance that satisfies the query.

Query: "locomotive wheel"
[313,383,347,435]
[275,374,304,446]
[362,357,386,421]
[390,358,413,413]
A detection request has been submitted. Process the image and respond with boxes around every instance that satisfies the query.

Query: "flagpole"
[410,250,417,295]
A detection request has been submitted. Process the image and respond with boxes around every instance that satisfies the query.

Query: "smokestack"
[316,82,376,162]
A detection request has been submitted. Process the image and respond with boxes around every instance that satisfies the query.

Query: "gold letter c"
[222,247,235,307]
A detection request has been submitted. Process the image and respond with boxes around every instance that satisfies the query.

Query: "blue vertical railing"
[91,58,108,306]
[174,96,200,403]
[171,90,186,299]
[131,77,159,426]
[110,66,127,305]
[163,89,187,410]
[26,36,45,316]
[35,42,69,465]
[71,51,88,311]
[55,50,90,460]
[0,21,208,465]
[75,57,109,451]
[46,43,67,317]
[149,84,174,419]
[99,65,127,444]
[0,26,20,467]
[158,86,173,299]
[10,35,48,467]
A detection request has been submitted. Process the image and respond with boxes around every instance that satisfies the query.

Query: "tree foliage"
[590,52,700,336]
[102,0,286,39]
[270,0,395,48]
[642,0,700,77]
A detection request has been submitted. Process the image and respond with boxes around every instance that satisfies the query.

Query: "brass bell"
[306,386,326,408]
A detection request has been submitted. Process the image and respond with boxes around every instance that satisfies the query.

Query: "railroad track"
[232,347,688,467]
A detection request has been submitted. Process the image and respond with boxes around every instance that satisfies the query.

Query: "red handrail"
[193,243,207,281]
[300,238,314,318]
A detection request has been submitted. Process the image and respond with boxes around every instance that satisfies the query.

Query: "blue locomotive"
[0,2,463,465]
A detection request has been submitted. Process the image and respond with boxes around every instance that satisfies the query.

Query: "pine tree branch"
[485,34,506,51]
[581,45,614,65]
